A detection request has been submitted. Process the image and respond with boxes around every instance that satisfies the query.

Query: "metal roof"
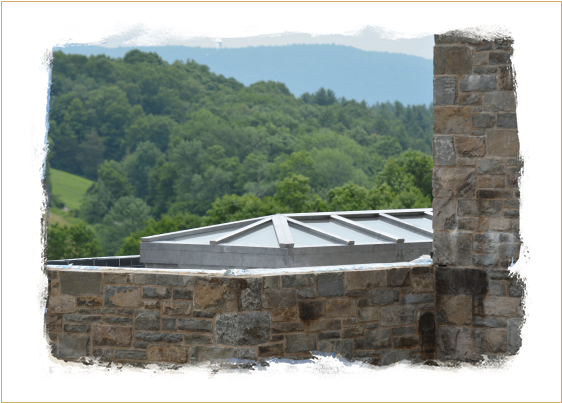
[140,208,433,270]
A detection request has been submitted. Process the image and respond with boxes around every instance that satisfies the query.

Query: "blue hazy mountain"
[54,44,432,106]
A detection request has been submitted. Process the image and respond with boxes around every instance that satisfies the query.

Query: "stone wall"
[432,32,523,361]
[46,266,437,366]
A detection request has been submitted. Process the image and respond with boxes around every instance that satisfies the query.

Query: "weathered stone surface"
[432,198,457,231]
[148,345,189,363]
[134,274,156,285]
[460,75,497,92]
[48,295,76,314]
[433,136,456,165]
[458,93,482,106]
[285,334,316,354]
[473,316,507,328]
[438,326,484,361]
[59,272,102,295]
[297,288,316,299]
[319,331,340,340]
[298,300,325,321]
[434,76,457,105]
[482,92,516,112]
[487,129,519,157]
[177,318,212,333]
[215,312,270,346]
[495,38,513,50]
[318,339,353,359]
[411,267,434,293]
[365,328,391,349]
[172,289,193,300]
[507,318,522,354]
[477,189,513,199]
[357,306,381,322]
[381,305,416,326]
[474,66,497,74]
[237,278,262,311]
[436,294,472,325]
[342,325,363,338]
[477,158,506,175]
[193,278,237,312]
[317,273,344,297]
[497,113,517,128]
[345,270,386,290]
[271,334,284,341]
[238,347,258,360]
[434,46,472,75]
[264,276,280,289]
[472,114,495,129]
[433,233,473,266]
[134,332,183,343]
[144,300,160,310]
[162,300,192,316]
[498,66,514,91]
[63,314,103,323]
[64,324,91,333]
[436,268,488,295]
[271,322,304,333]
[263,289,297,309]
[104,316,133,325]
[270,306,298,322]
[142,286,171,300]
[392,327,416,335]
[193,311,215,318]
[433,167,475,198]
[393,335,420,348]
[488,51,512,65]
[92,308,115,314]
[76,296,102,307]
[455,136,486,158]
[509,280,524,297]
[58,334,90,359]
[402,293,434,304]
[258,343,284,357]
[381,349,410,365]
[92,348,114,361]
[114,349,147,361]
[103,286,142,308]
[488,280,506,296]
[325,299,354,318]
[282,274,314,288]
[435,32,459,44]
[192,346,237,361]
[183,333,213,344]
[156,274,191,287]
[46,314,62,332]
[458,218,478,230]
[433,107,472,134]
[104,273,132,284]
[486,329,507,353]
[162,317,176,331]
[387,268,410,287]
[458,199,502,218]
[472,254,499,267]
[305,319,341,332]
[483,296,520,317]
[134,310,160,331]
[92,325,132,346]
[370,290,399,305]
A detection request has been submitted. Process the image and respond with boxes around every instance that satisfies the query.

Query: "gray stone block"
[473,316,507,328]
[488,281,506,296]
[438,326,485,361]
[59,272,102,295]
[381,349,410,365]
[472,113,496,128]
[483,92,516,112]
[433,167,476,198]
[142,286,171,299]
[177,318,213,333]
[215,312,270,346]
[184,334,213,344]
[156,274,192,287]
[497,113,517,128]
[381,305,416,326]
[114,349,147,360]
[162,318,176,331]
[172,289,193,300]
[297,288,316,299]
[434,46,472,75]
[105,316,134,325]
[263,289,297,309]
[477,158,506,175]
[285,334,317,354]
[318,339,353,359]
[317,273,344,297]
[237,278,262,311]
[489,51,512,65]
[433,136,456,166]
[509,281,524,297]
[432,198,457,231]
[365,328,391,349]
[434,76,457,105]
[318,331,340,340]
[391,326,416,335]
[58,334,90,359]
[134,310,160,331]
[264,276,280,289]
[433,232,473,266]
[134,274,156,285]
[459,75,497,92]
[507,318,522,354]
[134,332,183,343]
[402,293,434,304]
[64,324,91,333]
[282,274,314,288]
[369,289,399,305]
[63,314,103,323]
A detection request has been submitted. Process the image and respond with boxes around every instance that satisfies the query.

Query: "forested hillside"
[46,49,433,259]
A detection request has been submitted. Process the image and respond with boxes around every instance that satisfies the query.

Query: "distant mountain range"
[54,44,433,106]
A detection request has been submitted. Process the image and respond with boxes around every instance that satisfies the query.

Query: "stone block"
[297,288,316,299]
[59,272,102,295]
[365,328,391,349]
[472,114,496,129]
[144,300,160,310]
[507,318,522,354]
[353,338,365,350]
[435,268,488,295]
[184,333,213,344]
[319,331,340,340]
[509,280,524,297]
[472,254,499,267]
[215,312,270,346]
[92,325,132,346]
[433,107,472,134]
[370,290,399,305]
[458,218,478,230]
[193,311,215,318]
[437,326,485,361]
[489,280,506,296]
[393,335,420,348]
[483,296,520,317]
[459,199,502,218]
[507,168,520,188]
[193,278,237,312]
[345,270,386,290]
[477,158,506,175]
[305,319,341,332]
[298,300,325,321]
[177,318,212,333]
[495,38,513,50]
[162,317,176,331]
[270,306,298,322]
[482,92,516,112]
[162,300,192,316]
[264,276,280,289]
[104,273,132,284]
[411,267,435,293]
[342,325,363,338]
[285,334,317,354]
[432,198,457,231]
[263,289,297,309]
[102,286,141,308]
[76,296,103,307]
[476,189,513,199]
[433,76,458,105]
[498,66,514,91]
[436,294,472,325]
[391,327,416,335]
[156,274,191,287]
[282,274,314,288]
[114,349,147,361]
[58,334,90,359]
[271,322,304,333]
[271,335,284,341]
[432,233,473,266]
[473,316,507,327]
[317,273,344,297]
[133,311,159,332]
[142,286,171,300]
[434,46,472,75]
[433,167,475,198]
[433,136,456,165]
[63,314,103,323]
[192,346,238,362]
[93,348,114,361]
[460,75,497,92]
[435,32,459,44]
[402,293,434,304]
[458,93,482,106]
[104,317,134,327]
[148,345,189,363]
[64,324,91,333]
[497,113,517,128]
[48,295,76,314]
[381,349,410,365]
[326,299,355,318]
[387,268,411,287]
[172,289,193,300]
[46,314,62,332]
[357,306,381,322]
[381,305,416,326]
[134,274,156,285]
[488,51,512,65]
[237,278,262,311]
[487,129,519,157]
[486,328,507,353]
[474,66,498,74]
[134,332,183,343]
[472,52,487,66]
[238,347,258,361]
[318,339,353,359]
[258,343,284,357]
[455,136,486,158]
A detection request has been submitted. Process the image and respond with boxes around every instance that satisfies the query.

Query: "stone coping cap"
[45,255,432,277]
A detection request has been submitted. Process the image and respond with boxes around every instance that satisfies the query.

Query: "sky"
[53,19,560,59]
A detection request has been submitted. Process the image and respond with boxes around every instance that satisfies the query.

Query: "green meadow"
[50,168,93,210]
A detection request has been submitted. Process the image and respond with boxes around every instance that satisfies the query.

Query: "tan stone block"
[434,46,473,75]
[432,198,457,231]
[486,328,507,353]
[498,66,514,91]
[162,300,193,316]
[48,295,76,314]
[457,158,476,166]
[148,345,190,363]
[357,306,381,322]
[77,296,103,307]
[270,306,298,322]
[106,287,142,308]
[483,296,521,317]
[326,299,355,318]
[455,136,486,158]
[487,130,519,157]
[345,270,386,290]
[193,278,237,312]
[305,319,341,332]
[49,280,60,295]
[92,325,132,347]
[411,270,435,293]
[489,218,512,231]
[433,107,472,134]
[342,325,364,338]
[437,294,472,326]
[433,167,476,198]
[46,314,62,332]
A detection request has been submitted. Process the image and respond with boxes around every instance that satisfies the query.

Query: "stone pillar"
[432,31,523,361]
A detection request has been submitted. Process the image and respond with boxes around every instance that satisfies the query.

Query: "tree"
[326,182,370,212]
[47,222,102,260]
[274,174,311,213]
[122,141,164,199]
[78,128,105,179]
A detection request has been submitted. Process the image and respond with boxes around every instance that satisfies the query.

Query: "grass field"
[50,168,93,210]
